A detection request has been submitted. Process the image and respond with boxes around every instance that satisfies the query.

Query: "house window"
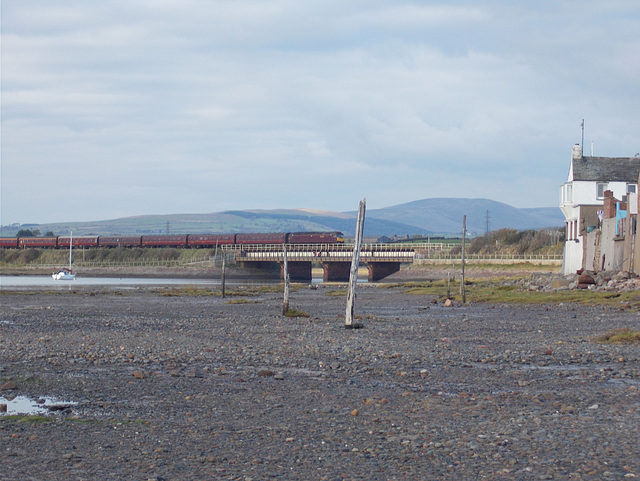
[627,183,637,194]
[596,182,608,200]
[565,183,572,203]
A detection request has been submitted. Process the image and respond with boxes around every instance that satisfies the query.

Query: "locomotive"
[0,231,345,249]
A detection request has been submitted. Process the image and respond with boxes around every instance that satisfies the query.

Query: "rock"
[550,278,571,289]
[258,370,275,377]
[577,273,595,285]
[444,299,453,307]
[0,381,17,390]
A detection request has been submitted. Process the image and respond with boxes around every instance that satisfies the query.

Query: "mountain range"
[6,198,564,238]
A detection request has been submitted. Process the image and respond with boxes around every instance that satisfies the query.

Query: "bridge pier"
[239,261,281,277]
[367,262,401,281]
[322,262,351,282]
[280,261,312,282]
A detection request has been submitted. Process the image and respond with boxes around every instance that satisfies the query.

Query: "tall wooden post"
[282,244,290,315]
[221,254,226,298]
[345,198,366,328]
[461,215,466,303]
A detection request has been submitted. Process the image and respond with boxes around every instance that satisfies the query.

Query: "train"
[0,231,345,249]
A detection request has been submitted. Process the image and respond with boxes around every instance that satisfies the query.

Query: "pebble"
[0,287,638,480]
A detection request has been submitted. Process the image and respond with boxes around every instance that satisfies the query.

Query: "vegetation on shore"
[390,277,640,309]
[0,247,220,267]
[594,328,640,344]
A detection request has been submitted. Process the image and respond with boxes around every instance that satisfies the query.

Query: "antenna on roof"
[581,119,584,154]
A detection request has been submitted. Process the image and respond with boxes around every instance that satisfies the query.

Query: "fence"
[414,253,562,265]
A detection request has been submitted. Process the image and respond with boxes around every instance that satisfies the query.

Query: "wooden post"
[345,198,366,328]
[282,244,290,315]
[447,271,451,299]
[221,254,226,298]
[461,215,466,303]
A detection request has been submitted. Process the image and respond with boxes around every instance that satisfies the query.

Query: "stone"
[0,381,17,390]
[550,278,571,289]
[577,273,595,285]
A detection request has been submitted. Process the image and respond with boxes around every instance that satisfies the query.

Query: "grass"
[594,328,640,344]
[325,289,348,296]
[160,286,258,297]
[161,286,217,297]
[389,276,640,308]
[0,415,53,423]
[283,308,310,317]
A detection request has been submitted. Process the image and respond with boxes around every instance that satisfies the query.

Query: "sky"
[1,0,639,225]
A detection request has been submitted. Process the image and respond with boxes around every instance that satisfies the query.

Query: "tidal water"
[0,275,278,288]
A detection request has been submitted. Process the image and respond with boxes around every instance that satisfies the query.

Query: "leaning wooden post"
[345,198,366,328]
[461,215,466,303]
[282,244,290,315]
[221,253,226,298]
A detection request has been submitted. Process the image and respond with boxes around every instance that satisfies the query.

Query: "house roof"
[572,156,640,182]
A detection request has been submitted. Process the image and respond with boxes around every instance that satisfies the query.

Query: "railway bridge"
[231,243,415,282]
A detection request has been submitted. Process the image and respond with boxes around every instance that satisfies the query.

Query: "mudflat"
[1,285,639,480]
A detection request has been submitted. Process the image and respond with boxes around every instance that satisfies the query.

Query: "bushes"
[467,228,564,255]
[0,248,41,265]
[0,247,194,266]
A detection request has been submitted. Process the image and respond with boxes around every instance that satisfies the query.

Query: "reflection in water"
[0,275,359,288]
[0,396,77,416]
[0,276,281,288]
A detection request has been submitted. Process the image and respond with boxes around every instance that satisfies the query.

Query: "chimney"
[572,143,583,160]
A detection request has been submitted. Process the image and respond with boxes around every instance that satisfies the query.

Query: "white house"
[559,144,640,275]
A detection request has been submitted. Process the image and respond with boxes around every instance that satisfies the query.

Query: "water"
[0,275,364,288]
[1,275,226,288]
[0,275,353,288]
[0,395,77,416]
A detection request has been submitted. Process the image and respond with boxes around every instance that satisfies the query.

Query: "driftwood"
[345,198,366,328]
[282,244,290,315]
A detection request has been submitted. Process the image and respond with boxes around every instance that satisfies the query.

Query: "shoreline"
[1,263,561,280]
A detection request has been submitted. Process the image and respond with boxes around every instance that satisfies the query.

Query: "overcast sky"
[2,1,639,225]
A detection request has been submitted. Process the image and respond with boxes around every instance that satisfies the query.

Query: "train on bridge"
[0,231,345,249]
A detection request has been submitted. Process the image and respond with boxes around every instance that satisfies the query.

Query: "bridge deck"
[231,243,415,263]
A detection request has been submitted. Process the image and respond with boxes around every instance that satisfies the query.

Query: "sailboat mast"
[69,231,73,270]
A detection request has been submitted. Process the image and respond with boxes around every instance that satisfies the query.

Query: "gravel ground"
[1,284,639,480]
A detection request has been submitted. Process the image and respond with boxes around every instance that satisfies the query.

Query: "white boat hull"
[53,231,76,281]
[52,271,75,281]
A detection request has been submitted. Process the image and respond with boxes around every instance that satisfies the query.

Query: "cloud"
[2,1,640,225]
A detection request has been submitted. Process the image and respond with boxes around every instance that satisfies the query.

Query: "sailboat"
[52,232,76,281]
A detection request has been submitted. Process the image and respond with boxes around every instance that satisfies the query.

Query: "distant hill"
[2,198,563,237]
[364,198,564,235]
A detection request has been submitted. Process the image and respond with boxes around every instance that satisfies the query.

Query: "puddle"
[0,395,77,416]
[519,364,598,371]
[607,378,640,386]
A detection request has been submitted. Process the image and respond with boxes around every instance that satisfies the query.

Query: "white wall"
[562,238,583,275]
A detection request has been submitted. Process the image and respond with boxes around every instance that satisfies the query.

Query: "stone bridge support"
[239,261,280,277]
[367,262,400,282]
[322,262,351,282]
[280,261,312,282]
